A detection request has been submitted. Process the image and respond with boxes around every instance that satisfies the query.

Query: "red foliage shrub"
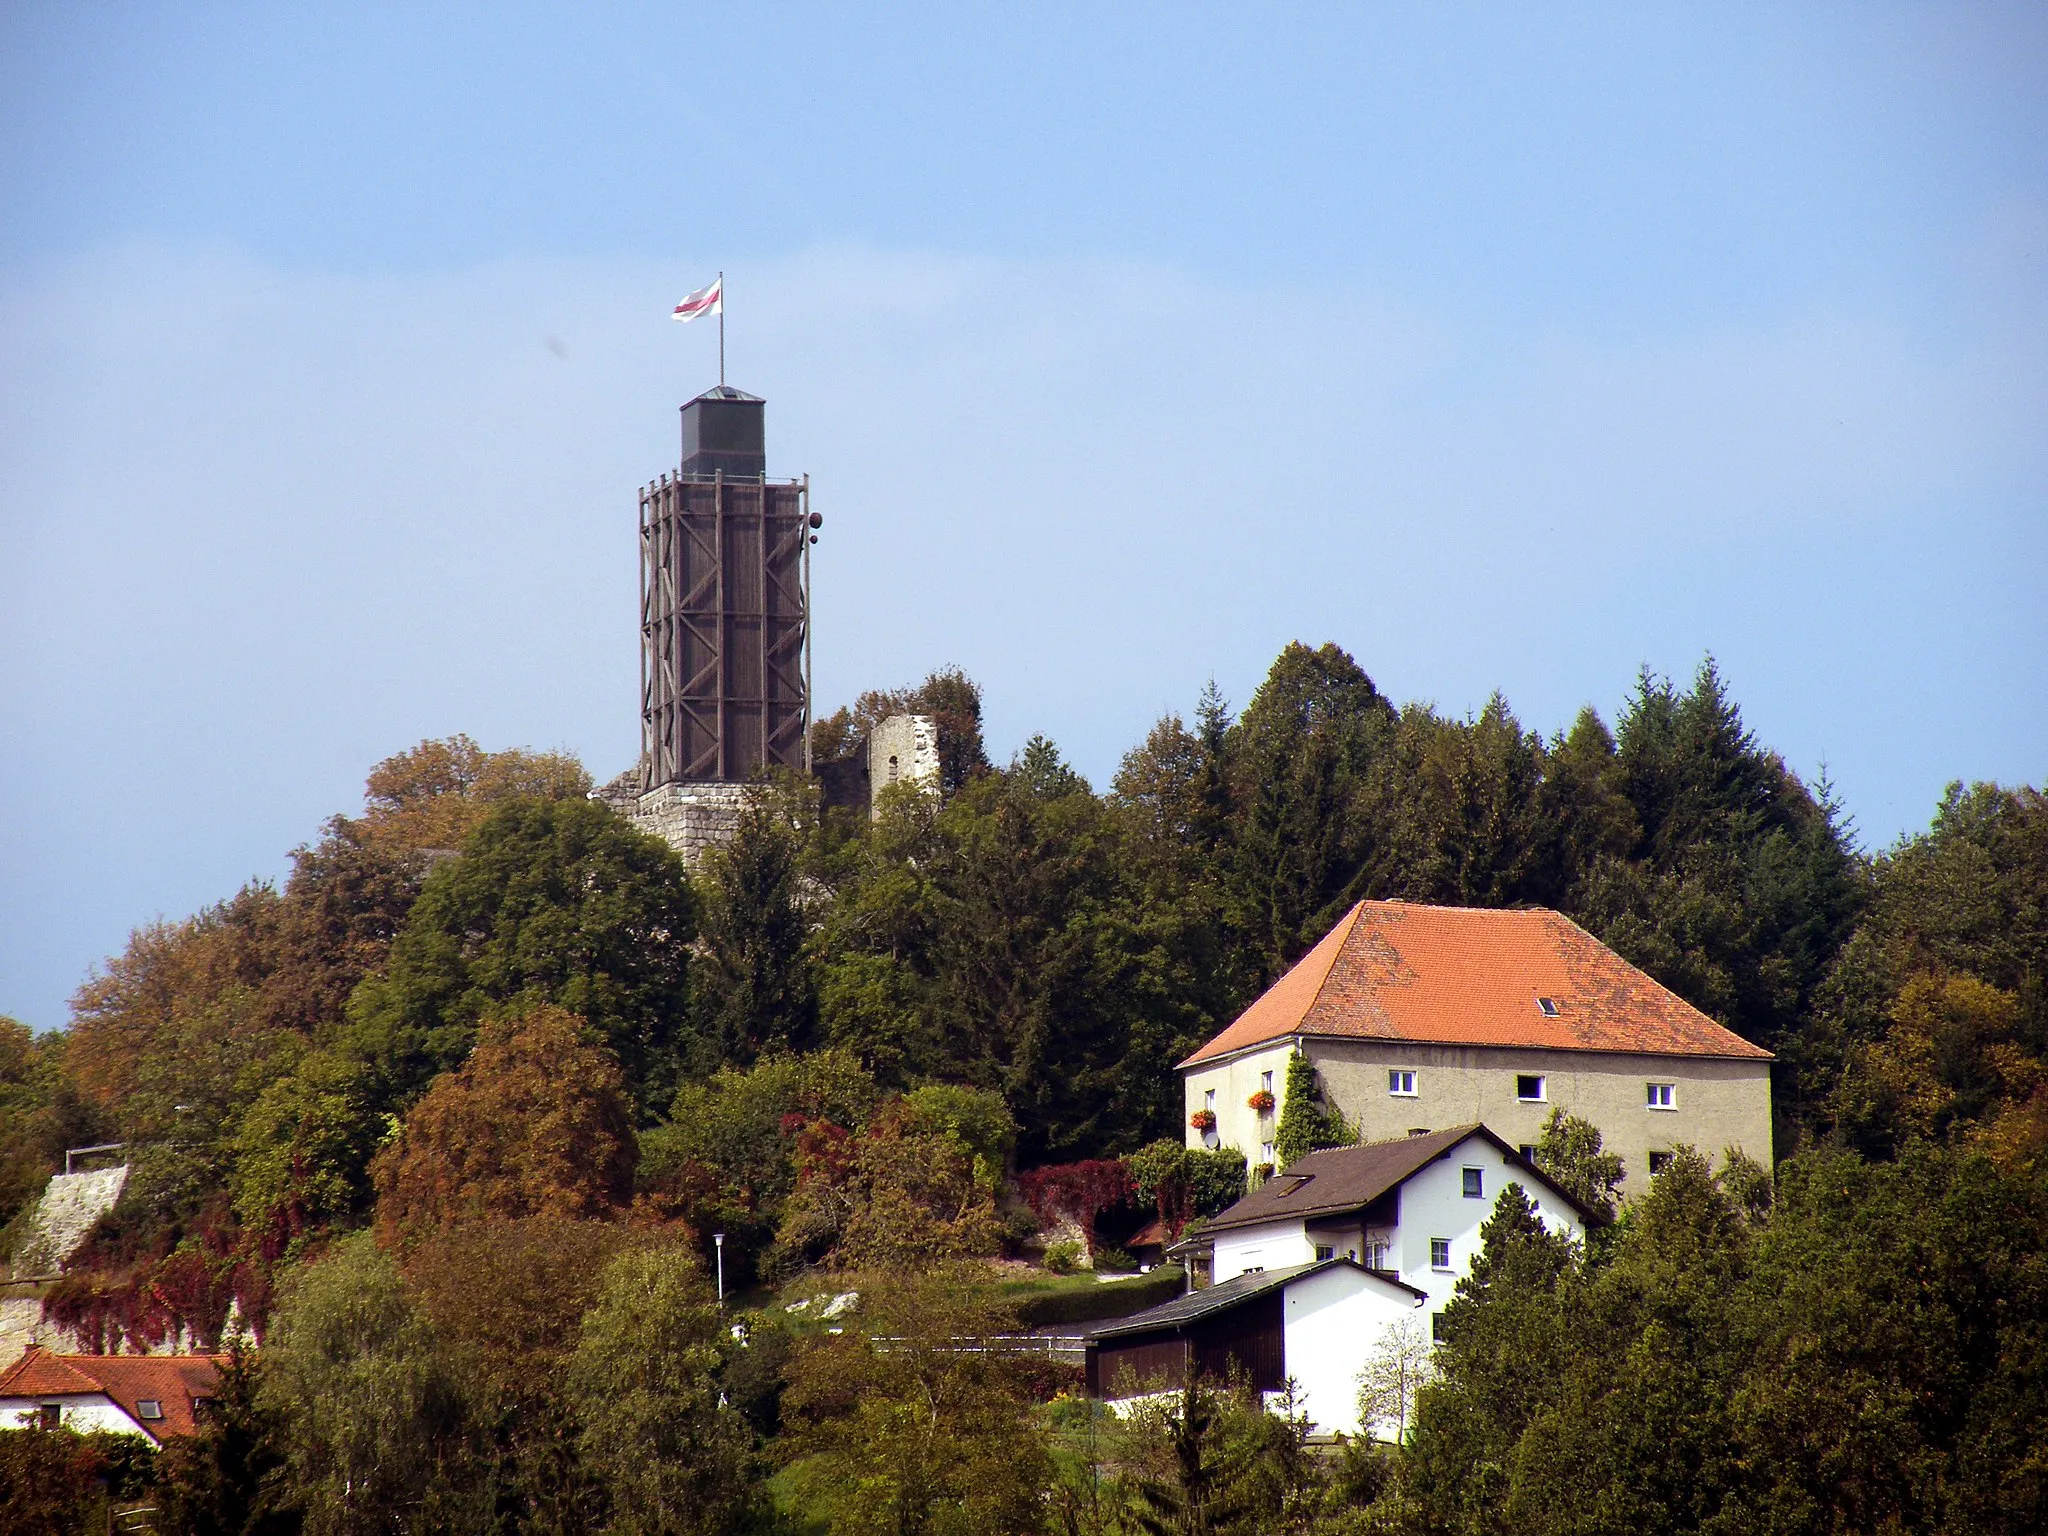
[1015,1159,1136,1249]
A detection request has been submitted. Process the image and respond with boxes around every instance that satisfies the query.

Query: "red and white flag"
[672,277,722,322]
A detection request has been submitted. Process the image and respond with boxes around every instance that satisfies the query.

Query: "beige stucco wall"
[1186,1037,1771,1196]
[1182,1042,1296,1167]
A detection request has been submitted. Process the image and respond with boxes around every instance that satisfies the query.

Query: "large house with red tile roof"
[0,1347,226,1442]
[1180,900,1774,1192]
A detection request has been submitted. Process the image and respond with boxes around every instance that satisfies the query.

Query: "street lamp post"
[713,1233,725,1305]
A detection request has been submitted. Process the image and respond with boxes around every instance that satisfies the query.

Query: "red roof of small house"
[0,1346,227,1441]
[1180,900,1773,1068]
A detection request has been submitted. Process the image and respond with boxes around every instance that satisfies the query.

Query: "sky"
[2,4,2044,1032]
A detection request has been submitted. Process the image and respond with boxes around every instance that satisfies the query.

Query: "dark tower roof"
[680,386,766,478]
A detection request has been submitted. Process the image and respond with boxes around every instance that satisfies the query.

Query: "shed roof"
[1192,1124,1601,1235]
[1086,1258,1424,1344]
[1180,900,1772,1067]
[0,1346,227,1441]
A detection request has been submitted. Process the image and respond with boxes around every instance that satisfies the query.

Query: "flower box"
[1247,1090,1276,1114]
[1189,1110,1218,1133]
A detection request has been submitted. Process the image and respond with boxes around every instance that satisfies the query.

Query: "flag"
[672,277,722,322]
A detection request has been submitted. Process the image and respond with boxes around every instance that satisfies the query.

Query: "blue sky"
[2,4,2044,1031]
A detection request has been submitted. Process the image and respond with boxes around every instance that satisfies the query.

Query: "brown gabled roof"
[1193,1124,1602,1235]
[1180,900,1773,1067]
[0,1346,227,1441]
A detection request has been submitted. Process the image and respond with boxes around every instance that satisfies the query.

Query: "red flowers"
[1247,1090,1276,1113]
[1189,1109,1218,1133]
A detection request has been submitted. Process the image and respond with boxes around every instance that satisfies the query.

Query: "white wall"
[1385,1139,1581,1314]
[1213,1219,1318,1282]
[0,1392,147,1437]
[1280,1266,1422,1439]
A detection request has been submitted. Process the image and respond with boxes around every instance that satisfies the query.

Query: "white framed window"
[1260,1069,1274,1094]
[1388,1069,1417,1096]
[1518,1143,1539,1163]
[1313,1244,1334,1262]
[1647,1151,1674,1175]
[1536,996,1562,1017]
[1430,1238,1452,1269]
[1260,1141,1275,1165]
[1204,1087,1216,1110]
[1516,1074,1546,1102]
[1647,1082,1676,1110]
[1461,1167,1484,1199]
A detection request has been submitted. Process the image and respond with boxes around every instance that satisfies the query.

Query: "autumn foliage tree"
[371,1006,637,1243]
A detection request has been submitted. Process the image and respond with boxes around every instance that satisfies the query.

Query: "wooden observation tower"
[638,386,817,789]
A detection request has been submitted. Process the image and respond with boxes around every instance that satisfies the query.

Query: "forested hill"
[2,641,2043,1302]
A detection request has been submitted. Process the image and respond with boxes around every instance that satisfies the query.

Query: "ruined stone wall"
[866,714,940,807]
[594,770,749,869]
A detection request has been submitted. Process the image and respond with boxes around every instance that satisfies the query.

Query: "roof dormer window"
[1536,996,1561,1017]
[136,1399,163,1421]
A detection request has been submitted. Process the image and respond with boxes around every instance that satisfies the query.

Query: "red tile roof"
[0,1346,227,1441]
[1180,900,1772,1067]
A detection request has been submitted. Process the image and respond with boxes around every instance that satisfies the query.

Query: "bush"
[1092,1246,1137,1273]
[1013,1266,1185,1328]
[1043,1240,1083,1274]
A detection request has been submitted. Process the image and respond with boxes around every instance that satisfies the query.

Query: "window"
[1647,1151,1673,1175]
[1313,1244,1334,1261]
[1260,1069,1274,1094]
[136,1399,163,1421]
[1203,1088,1216,1111]
[1406,1127,1432,1137]
[1519,1144,1539,1163]
[1260,1140,1275,1165]
[1461,1167,1484,1199]
[1274,1175,1315,1198]
[1364,1237,1390,1268]
[1431,1311,1447,1341]
[1430,1238,1452,1269]
[1242,1265,1264,1275]
[1516,1074,1546,1102]
[1388,1069,1417,1096]
[1647,1082,1676,1110]
[1536,996,1561,1017]
[37,1404,60,1430]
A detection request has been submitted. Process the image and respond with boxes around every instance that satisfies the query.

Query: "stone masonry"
[594,771,750,869]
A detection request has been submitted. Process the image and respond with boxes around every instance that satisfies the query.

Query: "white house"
[1089,1127,1593,1439]
[0,1346,225,1443]
[1084,1258,1427,1439]
[1192,1125,1591,1319]
[1180,900,1775,1194]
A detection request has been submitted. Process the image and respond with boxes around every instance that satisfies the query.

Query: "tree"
[772,1092,1010,1273]
[566,1242,762,1536]
[696,782,819,1063]
[1272,1051,1351,1168]
[1224,642,1397,980]
[371,1005,637,1243]
[778,1267,1054,1536]
[260,1234,476,1536]
[155,1340,302,1536]
[1126,1141,1247,1237]
[1118,1369,1263,1536]
[1355,1314,1436,1444]
[1531,1107,1624,1223]
[344,796,699,1112]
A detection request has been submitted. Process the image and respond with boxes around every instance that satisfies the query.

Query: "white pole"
[714,1232,726,1303]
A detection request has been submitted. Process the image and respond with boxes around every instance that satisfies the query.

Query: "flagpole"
[718,270,725,385]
